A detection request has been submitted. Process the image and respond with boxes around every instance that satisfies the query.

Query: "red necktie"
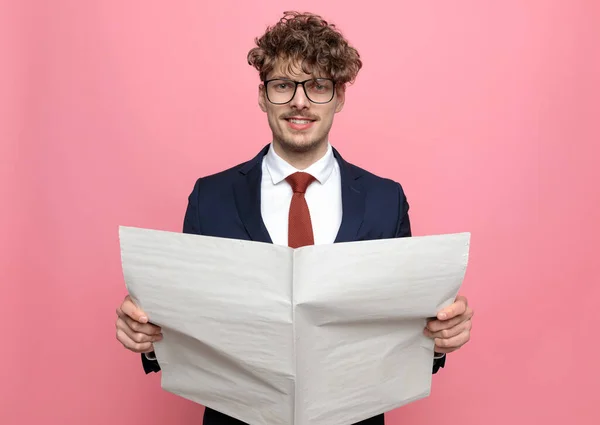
[286,172,316,248]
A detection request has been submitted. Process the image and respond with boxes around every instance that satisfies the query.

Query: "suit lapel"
[233,145,365,244]
[333,148,366,243]
[233,145,273,244]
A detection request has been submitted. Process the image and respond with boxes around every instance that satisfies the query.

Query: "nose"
[289,84,310,110]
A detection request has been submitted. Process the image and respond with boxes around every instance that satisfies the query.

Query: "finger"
[121,314,162,336]
[434,329,470,352]
[119,295,148,323]
[427,309,470,332]
[437,295,468,320]
[438,305,473,329]
[433,345,454,354]
[424,317,471,339]
[116,328,155,353]
[116,318,163,344]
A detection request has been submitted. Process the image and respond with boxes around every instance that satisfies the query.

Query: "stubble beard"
[279,134,327,154]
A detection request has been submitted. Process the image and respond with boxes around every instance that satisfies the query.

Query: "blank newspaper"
[119,226,470,425]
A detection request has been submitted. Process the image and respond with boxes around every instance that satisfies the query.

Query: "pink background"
[1,1,599,424]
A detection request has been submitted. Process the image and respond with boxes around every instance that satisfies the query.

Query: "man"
[115,11,474,425]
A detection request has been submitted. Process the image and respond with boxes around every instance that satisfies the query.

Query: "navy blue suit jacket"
[141,144,446,425]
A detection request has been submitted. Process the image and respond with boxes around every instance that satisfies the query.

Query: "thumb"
[437,295,467,320]
[121,295,148,323]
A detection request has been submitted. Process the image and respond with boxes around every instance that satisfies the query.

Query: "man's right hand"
[116,295,162,353]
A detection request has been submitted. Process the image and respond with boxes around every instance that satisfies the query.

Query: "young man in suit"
[115,11,474,425]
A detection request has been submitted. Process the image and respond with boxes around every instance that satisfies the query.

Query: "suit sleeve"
[141,179,203,374]
[393,183,412,238]
[394,183,446,374]
[182,178,203,235]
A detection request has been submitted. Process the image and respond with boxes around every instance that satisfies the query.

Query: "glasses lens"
[304,79,334,103]
[266,79,334,104]
[266,80,297,104]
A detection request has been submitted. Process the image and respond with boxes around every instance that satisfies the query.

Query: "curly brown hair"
[247,11,362,87]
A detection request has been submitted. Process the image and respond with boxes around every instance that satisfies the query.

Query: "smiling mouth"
[284,118,316,124]
[284,117,316,131]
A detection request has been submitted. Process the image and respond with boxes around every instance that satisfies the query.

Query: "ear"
[334,85,346,113]
[258,84,267,112]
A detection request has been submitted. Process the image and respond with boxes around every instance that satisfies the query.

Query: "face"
[258,61,345,154]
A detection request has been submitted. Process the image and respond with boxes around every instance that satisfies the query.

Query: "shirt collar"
[264,142,336,185]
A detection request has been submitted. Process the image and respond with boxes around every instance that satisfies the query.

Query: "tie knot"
[286,172,315,194]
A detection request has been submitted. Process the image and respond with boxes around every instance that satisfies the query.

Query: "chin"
[280,136,325,153]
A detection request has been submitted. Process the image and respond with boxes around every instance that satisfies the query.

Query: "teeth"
[289,119,311,124]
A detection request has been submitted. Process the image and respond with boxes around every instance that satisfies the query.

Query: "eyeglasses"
[263,78,336,104]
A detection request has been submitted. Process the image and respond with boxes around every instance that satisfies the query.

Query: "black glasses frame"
[263,78,336,105]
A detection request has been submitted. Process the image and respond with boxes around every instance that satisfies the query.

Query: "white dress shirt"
[261,143,342,246]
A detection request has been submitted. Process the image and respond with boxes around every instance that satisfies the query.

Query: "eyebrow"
[270,75,298,80]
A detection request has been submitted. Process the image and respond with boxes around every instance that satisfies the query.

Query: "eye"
[308,79,332,92]
[271,80,294,91]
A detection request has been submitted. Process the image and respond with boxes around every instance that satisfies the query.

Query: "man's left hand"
[424,295,473,354]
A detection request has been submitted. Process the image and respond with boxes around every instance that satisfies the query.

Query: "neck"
[272,140,329,170]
